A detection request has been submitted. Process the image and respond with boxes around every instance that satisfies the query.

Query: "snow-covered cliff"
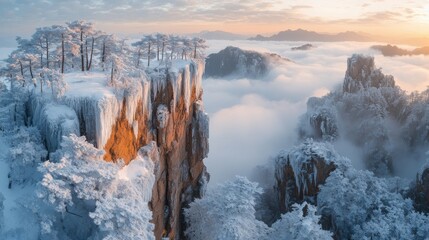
[26,60,209,239]
[274,140,349,213]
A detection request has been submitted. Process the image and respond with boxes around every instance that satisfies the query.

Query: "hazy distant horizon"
[1,0,428,47]
[1,27,428,49]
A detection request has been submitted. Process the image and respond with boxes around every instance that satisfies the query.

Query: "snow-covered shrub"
[9,127,47,185]
[184,176,269,240]
[89,146,156,240]
[35,134,156,239]
[0,83,27,131]
[37,68,67,98]
[318,168,429,239]
[267,202,332,240]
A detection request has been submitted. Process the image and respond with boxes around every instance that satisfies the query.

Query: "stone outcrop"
[26,60,209,240]
[144,64,209,240]
[204,46,289,79]
[343,54,395,93]
[274,140,341,213]
[299,97,338,142]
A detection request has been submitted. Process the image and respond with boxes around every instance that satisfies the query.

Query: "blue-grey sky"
[0,0,428,46]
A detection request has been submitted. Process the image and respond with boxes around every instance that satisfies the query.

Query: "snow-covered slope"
[0,136,39,239]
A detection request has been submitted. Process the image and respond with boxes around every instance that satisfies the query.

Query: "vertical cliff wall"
[26,60,209,240]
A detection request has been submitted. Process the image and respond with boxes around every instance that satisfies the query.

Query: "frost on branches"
[9,127,48,185]
[298,54,421,176]
[35,135,156,239]
[318,167,429,239]
[184,176,268,240]
[268,203,332,240]
[184,176,333,240]
[2,20,207,154]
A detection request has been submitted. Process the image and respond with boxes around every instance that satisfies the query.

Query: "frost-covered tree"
[9,127,47,186]
[22,53,38,82]
[267,203,332,240]
[185,176,268,240]
[89,150,156,240]
[318,168,429,239]
[133,35,156,67]
[104,38,137,87]
[168,35,181,61]
[6,52,26,86]
[36,134,119,239]
[155,33,168,61]
[192,37,208,59]
[180,37,192,60]
[37,68,66,97]
[35,135,156,239]
[31,25,65,69]
[67,21,98,71]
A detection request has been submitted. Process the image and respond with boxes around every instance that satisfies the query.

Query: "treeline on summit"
[1,20,207,92]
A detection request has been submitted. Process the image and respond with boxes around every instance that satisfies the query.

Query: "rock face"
[300,54,397,141]
[144,65,209,240]
[371,44,429,57]
[274,140,340,213]
[291,43,314,51]
[343,54,395,93]
[204,46,289,79]
[299,97,338,142]
[26,60,209,240]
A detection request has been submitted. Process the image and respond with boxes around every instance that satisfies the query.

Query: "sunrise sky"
[0,0,428,46]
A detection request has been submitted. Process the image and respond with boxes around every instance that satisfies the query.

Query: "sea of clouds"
[203,40,429,184]
[2,41,429,184]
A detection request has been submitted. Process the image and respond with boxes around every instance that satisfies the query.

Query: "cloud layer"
[203,40,429,184]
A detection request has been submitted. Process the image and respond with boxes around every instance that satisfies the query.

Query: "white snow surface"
[64,72,116,100]
[0,137,39,239]
[117,141,158,202]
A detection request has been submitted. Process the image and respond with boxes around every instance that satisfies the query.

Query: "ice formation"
[27,96,80,152]
[26,60,204,153]
[276,139,350,195]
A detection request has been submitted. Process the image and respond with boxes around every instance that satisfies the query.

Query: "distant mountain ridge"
[250,29,373,42]
[189,30,247,40]
[371,44,429,56]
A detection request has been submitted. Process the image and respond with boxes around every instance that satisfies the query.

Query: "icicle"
[132,120,139,139]
[124,81,143,125]
[183,65,191,112]
[28,95,80,153]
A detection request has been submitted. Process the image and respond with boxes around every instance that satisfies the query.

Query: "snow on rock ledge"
[274,139,350,213]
